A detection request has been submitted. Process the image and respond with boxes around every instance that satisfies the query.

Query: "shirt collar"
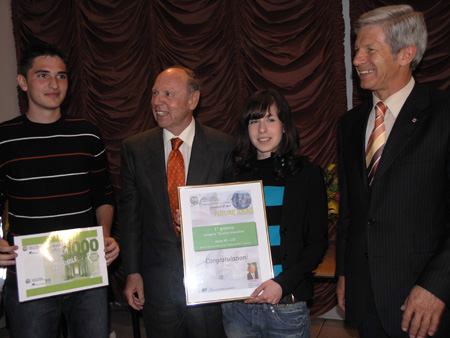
[163,118,196,148]
[372,77,415,119]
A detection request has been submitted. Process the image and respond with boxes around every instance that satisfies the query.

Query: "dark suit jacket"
[119,120,234,309]
[337,83,450,336]
[231,160,328,301]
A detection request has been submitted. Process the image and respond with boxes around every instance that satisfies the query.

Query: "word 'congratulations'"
[205,254,248,264]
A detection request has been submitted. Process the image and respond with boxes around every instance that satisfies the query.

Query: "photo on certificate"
[14,226,108,302]
[178,181,273,305]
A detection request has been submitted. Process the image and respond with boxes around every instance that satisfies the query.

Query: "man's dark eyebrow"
[33,70,68,75]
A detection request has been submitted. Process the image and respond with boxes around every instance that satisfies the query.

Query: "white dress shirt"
[365,77,415,147]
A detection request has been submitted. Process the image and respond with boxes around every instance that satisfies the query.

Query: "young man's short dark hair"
[20,43,69,77]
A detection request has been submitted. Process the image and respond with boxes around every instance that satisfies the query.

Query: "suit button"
[367,219,375,225]
[281,228,288,234]
[283,254,288,260]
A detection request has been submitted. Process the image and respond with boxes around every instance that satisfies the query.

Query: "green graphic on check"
[192,222,258,252]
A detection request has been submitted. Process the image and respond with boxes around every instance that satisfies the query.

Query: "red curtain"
[10,0,449,318]
[11,0,346,316]
[11,0,347,185]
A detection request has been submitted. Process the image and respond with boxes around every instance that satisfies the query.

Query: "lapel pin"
[412,118,417,123]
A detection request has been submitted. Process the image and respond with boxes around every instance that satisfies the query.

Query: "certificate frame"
[178,181,273,305]
[14,226,109,302]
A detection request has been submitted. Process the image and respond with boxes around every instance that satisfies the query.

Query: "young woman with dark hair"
[221,89,328,337]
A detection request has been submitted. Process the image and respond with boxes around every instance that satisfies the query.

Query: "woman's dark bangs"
[244,96,275,123]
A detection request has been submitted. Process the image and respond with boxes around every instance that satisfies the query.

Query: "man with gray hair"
[337,5,450,338]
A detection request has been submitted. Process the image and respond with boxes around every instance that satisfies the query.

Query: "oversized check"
[179,181,273,305]
[14,226,108,302]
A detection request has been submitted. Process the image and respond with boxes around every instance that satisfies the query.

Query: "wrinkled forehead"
[355,25,388,45]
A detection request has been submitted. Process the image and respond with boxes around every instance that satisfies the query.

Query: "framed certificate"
[178,181,273,305]
[14,226,108,302]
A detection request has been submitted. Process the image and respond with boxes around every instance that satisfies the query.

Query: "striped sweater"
[247,157,285,277]
[0,114,113,237]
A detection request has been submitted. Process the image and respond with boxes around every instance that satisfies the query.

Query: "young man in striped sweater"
[0,44,119,338]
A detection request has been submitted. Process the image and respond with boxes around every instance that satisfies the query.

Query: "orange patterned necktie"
[167,138,185,236]
[366,101,387,186]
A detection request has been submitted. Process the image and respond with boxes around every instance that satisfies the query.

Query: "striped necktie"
[167,138,185,236]
[366,101,386,186]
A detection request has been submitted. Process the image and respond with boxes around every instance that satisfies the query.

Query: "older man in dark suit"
[337,5,450,338]
[247,263,258,280]
[119,66,233,337]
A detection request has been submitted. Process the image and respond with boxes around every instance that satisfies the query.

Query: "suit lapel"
[374,84,429,180]
[352,102,372,191]
[187,121,211,185]
[146,128,172,225]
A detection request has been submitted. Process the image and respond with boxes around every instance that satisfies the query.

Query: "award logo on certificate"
[14,226,108,302]
[178,181,273,305]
